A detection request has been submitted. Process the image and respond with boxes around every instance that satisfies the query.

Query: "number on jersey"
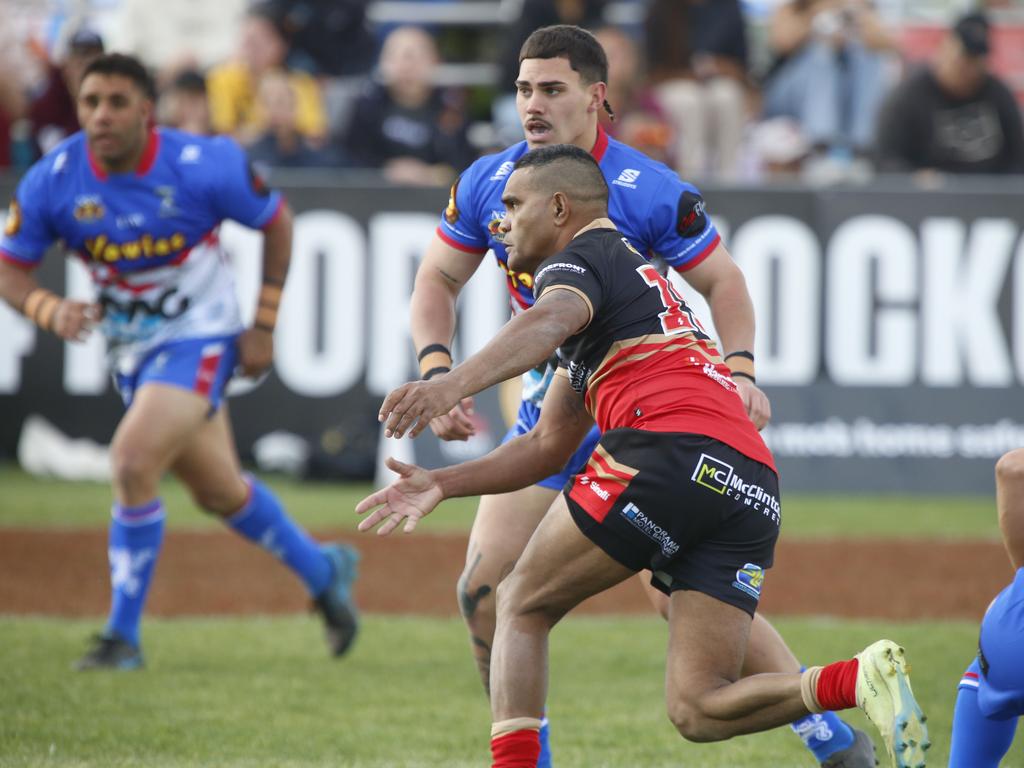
[636,264,708,338]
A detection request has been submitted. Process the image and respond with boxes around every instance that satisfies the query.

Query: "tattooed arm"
[408,233,488,440]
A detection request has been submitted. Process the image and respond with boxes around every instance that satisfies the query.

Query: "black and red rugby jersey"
[533,224,775,471]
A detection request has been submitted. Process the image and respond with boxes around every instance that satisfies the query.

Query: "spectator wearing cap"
[27,28,105,157]
[875,11,1024,175]
[206,4,327,146]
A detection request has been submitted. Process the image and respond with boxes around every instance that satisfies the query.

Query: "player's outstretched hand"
[735,378,771,430]
[237,326,274,377]
[430,397,476,441]
[355,456,444,535]
[52,300,102,342]
[379,377,461,439]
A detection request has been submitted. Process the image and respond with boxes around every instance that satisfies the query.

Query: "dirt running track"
[0,532,1011,622]
[0,529,1013,620]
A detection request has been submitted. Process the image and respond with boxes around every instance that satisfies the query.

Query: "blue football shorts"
[502,398,602,490]
[974,567,1024,719]
[113,334,239,412]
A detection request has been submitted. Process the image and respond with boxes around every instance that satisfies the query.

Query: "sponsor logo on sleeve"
[691,453,780,522]
[733,563,765,600]
[612,168,641,189]
[488,161,515,182]
[534,262,587,284]
[3,199,22,236]
[247,163,269,197]
[444,177,462,225]
[676,190,708,237]
[180,145,202,164]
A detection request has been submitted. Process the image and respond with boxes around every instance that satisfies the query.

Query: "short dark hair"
[519,25,608,85]
[81,53,156,100]
[514,144,609,208]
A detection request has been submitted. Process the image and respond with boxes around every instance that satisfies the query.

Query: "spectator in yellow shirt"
[206,4,326,146]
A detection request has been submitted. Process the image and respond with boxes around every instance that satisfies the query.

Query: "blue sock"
[105,499,165,647]
[537,708,551,768]
[949,660,1018,768]
[226,477,331,596]
[790,665,855,763]
[790,712,855,763]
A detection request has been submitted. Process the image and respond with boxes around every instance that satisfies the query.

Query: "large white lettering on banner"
[2,183,1023,491]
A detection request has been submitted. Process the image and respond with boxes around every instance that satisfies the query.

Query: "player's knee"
[109,441,159,493]
[190,487,242,516]
[996,449,1024,487]
[495,572,561,628]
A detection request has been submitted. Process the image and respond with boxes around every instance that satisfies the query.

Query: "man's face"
[78,73,151,169]
[515,56,602,149]
[500,168,559,273]
[936,36,988,98]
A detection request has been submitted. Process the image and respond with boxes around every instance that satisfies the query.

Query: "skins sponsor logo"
[612,168,641,189]
[733,562,764,600]
[488,161,515,181]
[4,198,21,236]
[691,453,781,522]
[621,502,679,556]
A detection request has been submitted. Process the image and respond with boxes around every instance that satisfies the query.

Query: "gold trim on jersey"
[536,284,594,330]
[585,333,723,416]
[572,217,617,239]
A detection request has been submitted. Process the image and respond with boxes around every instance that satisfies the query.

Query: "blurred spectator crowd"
[1,0,1022,185]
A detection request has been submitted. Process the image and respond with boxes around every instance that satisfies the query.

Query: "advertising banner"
[1,178,1021,492]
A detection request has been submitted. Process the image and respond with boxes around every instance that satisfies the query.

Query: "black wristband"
[417,343,451,362]
[423,366,451,380]
[254,321,275,333]
[731,371,756,384]
[262,276,285,287]
[724,350,755,362]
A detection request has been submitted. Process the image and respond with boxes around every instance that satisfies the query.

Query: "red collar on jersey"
[87,128,160,181]
[590,125,609,163]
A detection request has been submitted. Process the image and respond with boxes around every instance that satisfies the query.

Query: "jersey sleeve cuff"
[258,196,286,231]
[0,247,38,269]
[436,226,488,255]
[672,232,721,273]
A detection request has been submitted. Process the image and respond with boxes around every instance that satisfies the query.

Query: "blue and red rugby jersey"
[436,125,723,406]
[1,127,282,371]
[436,125,721,316]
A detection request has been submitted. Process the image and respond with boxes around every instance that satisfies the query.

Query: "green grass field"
[1,466,1020,767]
[0,465,1003,539]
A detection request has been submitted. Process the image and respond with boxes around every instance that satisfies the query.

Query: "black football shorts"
[563,428,781,617]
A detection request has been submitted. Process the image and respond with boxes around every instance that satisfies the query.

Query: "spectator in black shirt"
[342,25,475,186]
[875,12,1024,175]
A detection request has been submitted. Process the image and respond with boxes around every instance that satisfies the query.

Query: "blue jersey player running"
[0,53,358,670]
[949,447,1024,766]
[407,25,874,768]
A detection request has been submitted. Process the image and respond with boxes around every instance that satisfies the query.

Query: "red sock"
[816,658,860,711]
[491,729,541,768]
